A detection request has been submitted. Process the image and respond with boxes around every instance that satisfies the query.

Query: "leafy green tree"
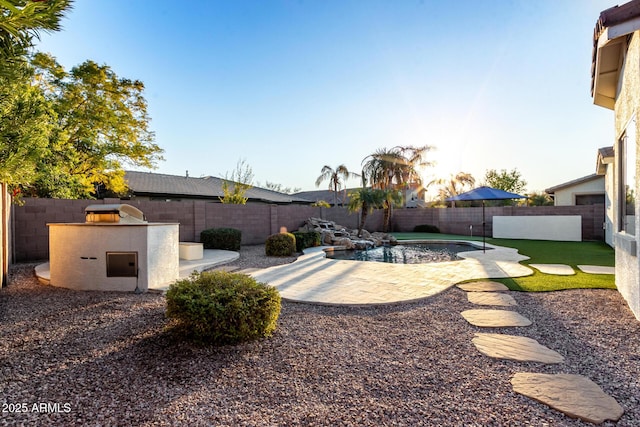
[0,0,72,196]
[23,53,163,198]
[315,164,359,207]
[527,191,553,206]
[0,60,52,190]
[483,168,527,194]
[311,200,331,208]
[219,159,253,204]
[483,168,527,206]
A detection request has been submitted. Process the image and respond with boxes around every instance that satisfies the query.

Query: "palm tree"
[361,148,402,231]
[347,187,384,237]
[362,145,434,230]
[361,148,403,190]
[0,0,72,61]
[315,164,359,207]
[429,172,475,207]
[392,144,433,206]
[380,188,403,233]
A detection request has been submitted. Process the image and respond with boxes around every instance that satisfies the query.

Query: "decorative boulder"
[299,217,396,250]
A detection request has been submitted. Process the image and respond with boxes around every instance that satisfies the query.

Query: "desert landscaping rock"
[457,281,510,292]
[461,309,532,327]
[472,333,564,363]
[578,265,615,275]
[2,248,639,425]
[299,217,397,250]
[467,292,517,306]
[511,373,624,424]
[529,264,575,275]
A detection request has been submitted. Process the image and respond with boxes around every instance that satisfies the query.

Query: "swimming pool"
[324,241,486,264]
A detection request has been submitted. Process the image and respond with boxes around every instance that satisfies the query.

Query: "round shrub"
[292,231,321,252]
[166,271,281,345]
[200,227,241,251]
[265,232,296,256]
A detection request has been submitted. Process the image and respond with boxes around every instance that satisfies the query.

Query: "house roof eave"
[596,146,615,175]
[591,0,640,109]
[545,174,602,194]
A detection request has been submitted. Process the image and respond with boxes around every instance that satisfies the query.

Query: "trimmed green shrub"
[413,224,440,233]
[200,227,241,250]
[265,232,296,256]
[166,271,281,345]
[292,231,321,252]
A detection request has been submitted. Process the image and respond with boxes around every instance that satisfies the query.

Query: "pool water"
[324,242,484,264]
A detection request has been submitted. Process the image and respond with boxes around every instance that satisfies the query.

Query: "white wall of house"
[553,178,605,206]
[610,32,640,320]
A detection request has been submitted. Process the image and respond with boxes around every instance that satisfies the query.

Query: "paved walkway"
[249,242,533,305]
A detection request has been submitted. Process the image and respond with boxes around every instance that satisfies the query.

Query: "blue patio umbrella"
[446,186,527,251]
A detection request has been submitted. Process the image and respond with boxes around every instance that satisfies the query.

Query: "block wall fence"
[11,198,605,262]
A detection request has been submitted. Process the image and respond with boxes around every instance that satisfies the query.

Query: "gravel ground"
[1,245,639,426]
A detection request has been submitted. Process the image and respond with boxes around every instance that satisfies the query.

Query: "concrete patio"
[249,241,533,305]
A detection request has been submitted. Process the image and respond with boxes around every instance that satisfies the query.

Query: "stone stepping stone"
[578,265,615,275]
[457,281,509,292]
[511,373,624,424]
[472,333,564,363]
[460,309,532,327]
[529,264,575,275]
[467,292,517,307]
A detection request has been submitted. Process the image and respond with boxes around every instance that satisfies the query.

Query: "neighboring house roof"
[592,0,640,108]
[124,171,313,204]
[545,174,603,195]
[596,146,615,175]
[292,188,357,206]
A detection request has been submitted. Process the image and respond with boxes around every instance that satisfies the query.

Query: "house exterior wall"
[612,32,640,319]
[12,198,605,262]
[553,178,605,206]
[604,162,615,247]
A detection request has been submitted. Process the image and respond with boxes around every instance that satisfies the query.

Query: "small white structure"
[493,216,582,242]
[545,174,605,206]
[179,242,204,260]
[48,204,179,292]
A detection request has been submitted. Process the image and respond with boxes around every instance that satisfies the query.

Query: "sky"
[36,0,618,196]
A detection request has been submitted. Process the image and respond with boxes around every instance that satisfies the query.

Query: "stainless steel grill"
[84,204,146,224]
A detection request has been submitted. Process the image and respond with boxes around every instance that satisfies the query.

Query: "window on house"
[619,117,636,235]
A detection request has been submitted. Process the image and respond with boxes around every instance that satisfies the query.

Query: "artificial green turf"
[392,232,616,291]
